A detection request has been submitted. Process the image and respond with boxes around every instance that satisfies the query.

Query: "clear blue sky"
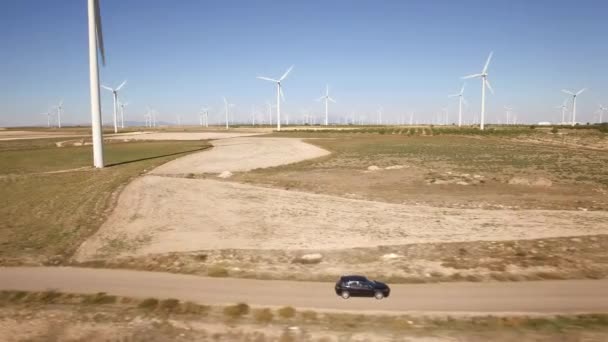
[1,0,607,126]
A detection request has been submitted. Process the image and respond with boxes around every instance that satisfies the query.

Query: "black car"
[334,275,390,299]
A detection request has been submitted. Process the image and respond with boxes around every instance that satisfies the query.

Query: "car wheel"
[374,291,384,300]
[341,290,350,299]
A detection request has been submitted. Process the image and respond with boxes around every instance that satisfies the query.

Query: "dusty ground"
[151,137,330,174]
[3,291,607,342]
[107,131,263,141]
[0,130,84,141]
[71,133,608,283]
[74,176,608,260]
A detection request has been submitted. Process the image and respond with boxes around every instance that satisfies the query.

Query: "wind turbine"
[199,106,210,127]
[556,98,568,125]
[223,97,235,129]
[257,65,294,131]
[54,100,64,128]
[88,0,106,168]
[462,52,494,130]
[449,84,466,127]
[41,110,52,128]
[562,88,586,126]
[504,106,513,125]
[101,80,127,133]
[119,100,128,128]
[317,84,336,126]
[598,104,607,123]
[377,106,383,125]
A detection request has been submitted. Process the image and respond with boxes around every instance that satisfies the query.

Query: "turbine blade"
[101,85,113,91]
[460,83,465,95]
[94,0,106,66]
[462,73,482,79]
[257,76,278,82]
[116,80,127,91]
[279,65,294,81]
[223,97,227,104]
[448,93,459,98]
[485,79,494,94]
[576,88,587,95]
[316,96,324,102]
[328,97,336,103]
[562,89,575,96]
[482,51,493,73]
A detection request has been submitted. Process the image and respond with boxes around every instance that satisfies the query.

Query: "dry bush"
[138,298,159,310]
[207,265,229,277]
[254,308,274,324]
[278,306,296,319]
[223,303,250,319]
[159,298,180,312]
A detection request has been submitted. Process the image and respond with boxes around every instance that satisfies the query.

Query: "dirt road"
[1,267,607,314]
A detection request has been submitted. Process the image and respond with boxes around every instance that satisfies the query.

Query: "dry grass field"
[1,290,607,341]
[0,137,210,265]
[70,128,608,283]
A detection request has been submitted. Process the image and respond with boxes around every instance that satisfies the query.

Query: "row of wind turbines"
[84,0,602,168]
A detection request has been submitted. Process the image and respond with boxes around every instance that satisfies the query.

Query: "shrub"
[223,303,250,319]
[159,298,180,312]
[254,308,274,323]
[207,265,229,277]
[278,306,296,319]
[83,292,117,305]
[301,310,318,321]
[551,127,559,134]
[138,298,159,310]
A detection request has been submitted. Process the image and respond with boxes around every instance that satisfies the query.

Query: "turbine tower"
[119,100,128,128]
[462,52,494,130]
[504,106,513,125]
[598,104,607,123]
[222,97,234,129]
[88,0,106,168]
[449,84,466,127]
[562,88,586,126]
[101,80,127,133]
[55,100,64,128]
[317,84,336,126]
[556,98,568,124]
[257,65,294,131]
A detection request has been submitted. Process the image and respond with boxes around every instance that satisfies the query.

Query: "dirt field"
[151,137,330,174]
[72,133,608,283]
[74,176,608,260]
[107,131,263,141]
[0,130,84,141]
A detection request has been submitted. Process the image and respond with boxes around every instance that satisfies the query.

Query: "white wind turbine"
[223,97,235,129]
[462,52,494,130]
[119,100,128,128]
[562,88,586,126]
[257,65,294,131]
[87,0,106,168]
[101,80,127,133]
[200,106,210,127]
[377,106,383,125]
[54,100,64,128]
[556,98,568,125]
[504,106,513,125]
[317,84,336,126]
[597,104,607,123]
[41,110,52,128]
[449,84,466,127]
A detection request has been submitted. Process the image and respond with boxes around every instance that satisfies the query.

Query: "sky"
[1,0,607,127]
